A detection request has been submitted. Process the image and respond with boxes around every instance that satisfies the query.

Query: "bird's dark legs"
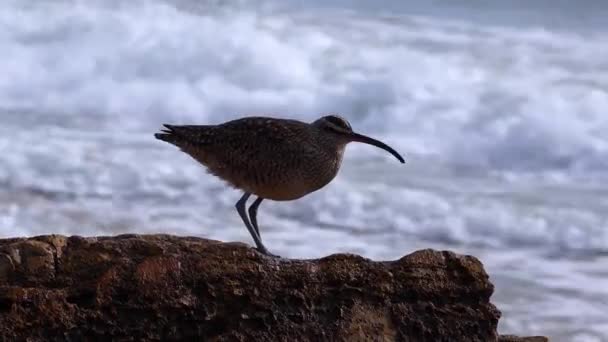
[248,197,264,238]
[235,192,276,256]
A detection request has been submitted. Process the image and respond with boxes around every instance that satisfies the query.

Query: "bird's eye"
[324,115,351,131]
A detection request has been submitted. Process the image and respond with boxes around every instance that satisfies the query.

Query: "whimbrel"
[155,115,404,256]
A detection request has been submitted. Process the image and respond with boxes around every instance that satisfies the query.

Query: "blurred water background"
[1,0,607,340]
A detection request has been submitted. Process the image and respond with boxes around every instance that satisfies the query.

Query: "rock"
[499,335,549,342]
[0,234,547,341]
[0,253,14,282]
[0,239,56,283]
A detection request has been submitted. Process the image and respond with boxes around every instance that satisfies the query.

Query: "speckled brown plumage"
[156,117,345,201]
[155,115,404,256]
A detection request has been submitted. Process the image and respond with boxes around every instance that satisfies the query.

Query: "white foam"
[2,0,608,178]
[1,0,607,254]
[1,1,608,339]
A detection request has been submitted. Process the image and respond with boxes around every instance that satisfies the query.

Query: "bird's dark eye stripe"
[325,115,351,130]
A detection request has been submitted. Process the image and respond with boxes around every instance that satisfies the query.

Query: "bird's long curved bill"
[350,132,405,163]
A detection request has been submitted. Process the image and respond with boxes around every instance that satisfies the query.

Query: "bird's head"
[312,114,405,163]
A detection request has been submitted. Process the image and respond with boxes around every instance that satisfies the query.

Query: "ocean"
[1,0,607,340]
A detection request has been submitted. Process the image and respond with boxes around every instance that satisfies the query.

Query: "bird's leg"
[235,192,274,256]
[248,197,264,239]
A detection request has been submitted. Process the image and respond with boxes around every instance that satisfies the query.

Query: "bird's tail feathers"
[154,124,214,147]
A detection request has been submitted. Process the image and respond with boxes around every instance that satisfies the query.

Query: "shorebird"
[155,115,404,257]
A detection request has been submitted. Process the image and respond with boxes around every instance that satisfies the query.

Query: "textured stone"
[499,335,550,342]
[0,254,14,281]
[0,234,547,341]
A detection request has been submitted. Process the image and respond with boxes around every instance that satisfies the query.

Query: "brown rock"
[0,253,14,281]
[33,234,68,259]
[0,234,547,341]
[0,239,56,283]
[499,335,550,342]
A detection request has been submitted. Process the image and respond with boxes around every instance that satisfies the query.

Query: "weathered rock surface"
[0,234,547,341]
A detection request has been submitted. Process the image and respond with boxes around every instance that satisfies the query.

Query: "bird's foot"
[256,247,281,258]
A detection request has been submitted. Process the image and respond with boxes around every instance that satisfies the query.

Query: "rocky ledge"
[0,234,547,341]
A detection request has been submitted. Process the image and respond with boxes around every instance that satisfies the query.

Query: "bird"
[154,114,405,257]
